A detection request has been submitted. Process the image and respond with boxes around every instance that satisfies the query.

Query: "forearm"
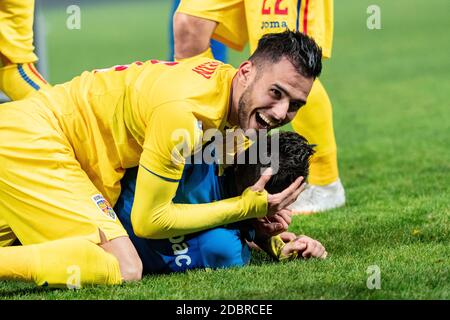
[131,167,268,239]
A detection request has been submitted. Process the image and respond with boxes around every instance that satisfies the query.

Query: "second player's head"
[232,30,322,132]
[230,131,315,194]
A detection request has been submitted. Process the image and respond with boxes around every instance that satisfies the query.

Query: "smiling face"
[236,57,314,131]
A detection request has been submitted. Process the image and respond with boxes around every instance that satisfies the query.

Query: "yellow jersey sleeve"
[255,235,299,261]
[139,101,203,181]
[131,166,268,239]
[132,96,269,239]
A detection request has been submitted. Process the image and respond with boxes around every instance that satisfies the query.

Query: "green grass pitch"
[0,0,448,299]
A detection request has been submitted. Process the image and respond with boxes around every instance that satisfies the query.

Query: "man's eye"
[289,101,303,112]
[270,89,282,99]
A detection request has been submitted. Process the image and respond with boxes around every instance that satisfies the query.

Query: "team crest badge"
[91,194,117,221]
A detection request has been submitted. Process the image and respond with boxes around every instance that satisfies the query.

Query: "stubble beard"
[237,82,255,131]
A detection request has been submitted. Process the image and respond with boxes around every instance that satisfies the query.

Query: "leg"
[197,228,251,268]
[100,234,142,281]
[114,167,249,274]
[174,0,247,60]
[0,237,123,288]
[139,228,250,274]
[0,0,51,100]
[0,101,141,286]
[169,0,228,61]
[173,12,217,59]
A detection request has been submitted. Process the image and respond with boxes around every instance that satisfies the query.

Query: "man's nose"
[272,100,290,122]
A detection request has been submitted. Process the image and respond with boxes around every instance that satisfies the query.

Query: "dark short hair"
[232,131,315,194]
[249,30,322,79]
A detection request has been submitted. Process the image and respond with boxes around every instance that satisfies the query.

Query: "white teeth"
[258,113,275,127]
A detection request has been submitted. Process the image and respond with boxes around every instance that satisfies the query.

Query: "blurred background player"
[171,0,345,214]
[169,0,228,62]
[0,0,51,100]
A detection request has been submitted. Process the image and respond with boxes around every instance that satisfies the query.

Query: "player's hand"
[251,168,305,217]
[263,210,292,232]
[251,212,292,238]
[279,231,297,242]
[281,235,327,260]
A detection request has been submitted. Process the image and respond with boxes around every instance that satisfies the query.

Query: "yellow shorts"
[177,0,248,51]
[177,0,333,58]
[0,100,127,246]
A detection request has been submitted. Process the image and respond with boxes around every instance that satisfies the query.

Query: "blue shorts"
[114,165,252,274]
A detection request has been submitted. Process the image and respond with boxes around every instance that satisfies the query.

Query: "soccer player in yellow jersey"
[173,0,345,214]
[0,0,51,100]
[0,30,322,287]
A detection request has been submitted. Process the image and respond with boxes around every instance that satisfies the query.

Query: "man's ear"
[237,60,254,87]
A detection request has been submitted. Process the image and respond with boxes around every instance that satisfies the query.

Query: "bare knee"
[100,236,143,282]
[119,252,142,282]
[120,260,142,282]
[173,12,217,59]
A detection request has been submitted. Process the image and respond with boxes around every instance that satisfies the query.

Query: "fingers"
[270,214,289,232]
[320,250,328,260]
[279,180,307,209]
[281,236,328,260]
[301,239,326,260]
[280,239,306,257]
[251,167,273,192]
[262,221,284,235]
[279,231,296,242]
[266,178,305,216]
[278,176,304,200]
[253,218,283,237]
[278,177,305,209]
[268,209,293,231]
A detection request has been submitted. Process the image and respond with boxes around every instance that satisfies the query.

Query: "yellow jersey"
[177,0,333,58]
[245,0,334,58]
[35,58,234,204]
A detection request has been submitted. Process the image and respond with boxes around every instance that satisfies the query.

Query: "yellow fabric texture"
[31,58,235,204]
[176,47,214,62]
[257,235,298,261]
[0,62,51,100]
[131,166,268,239]
[0,0,37,63]
[291,79,338,185]
[0,238,122,288]
[177,0,248,51]
[244,0,333,58]
[0,100,128,245]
